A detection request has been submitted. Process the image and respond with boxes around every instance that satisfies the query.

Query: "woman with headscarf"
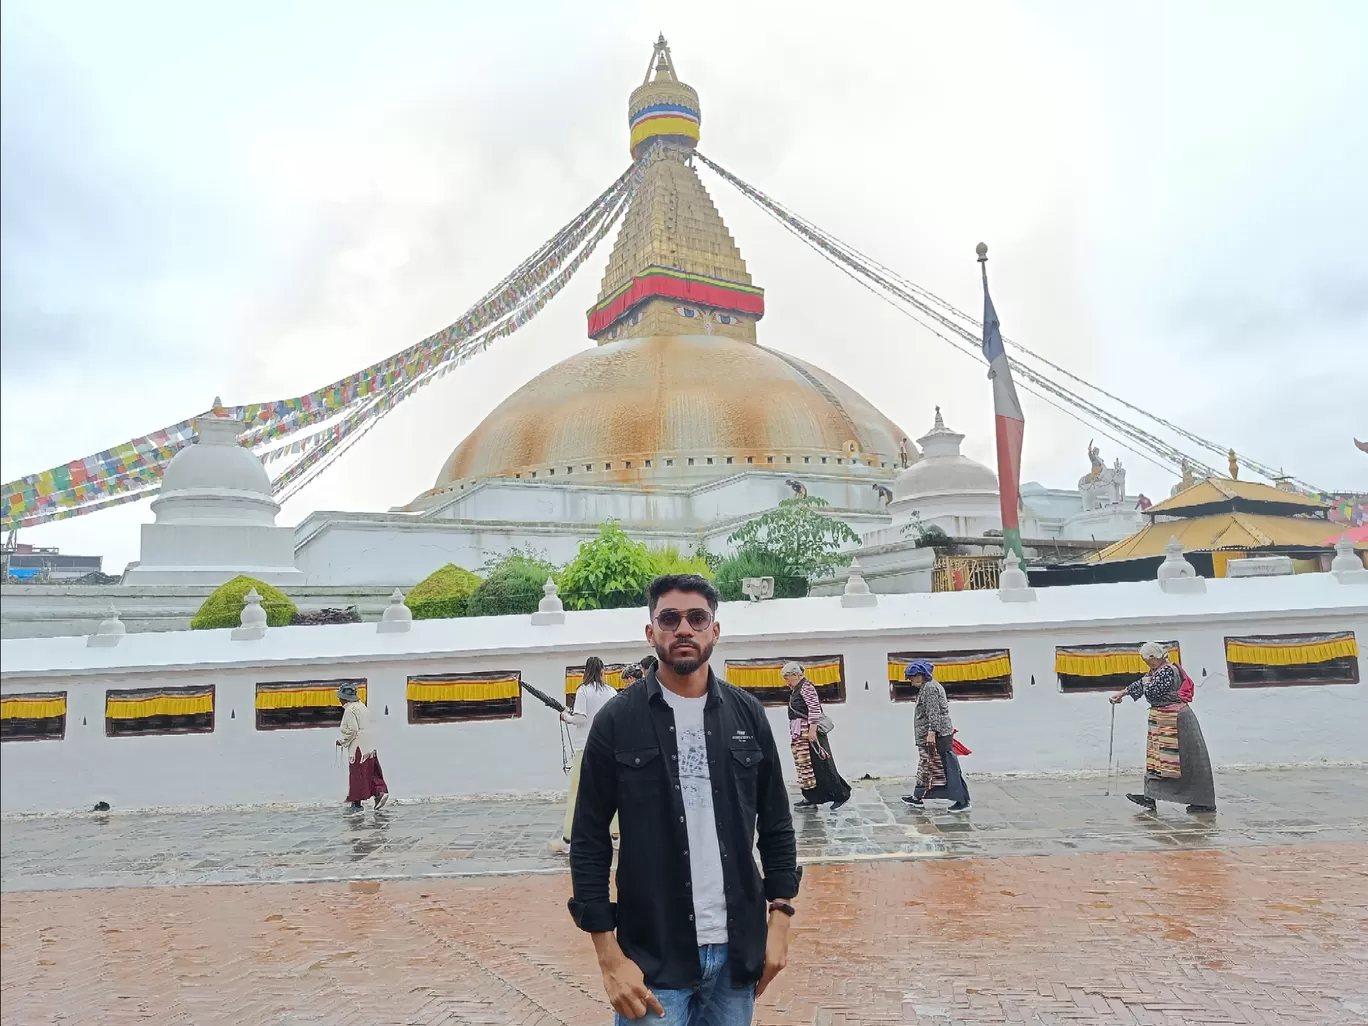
[900,661,971,812]
[335,683,389,811]
[557,656,619,851]
[784,662,851,811]
[1110,642,1215,813]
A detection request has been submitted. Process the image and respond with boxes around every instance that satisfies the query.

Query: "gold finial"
[1228,447,1239,480]
[644,33,678,84]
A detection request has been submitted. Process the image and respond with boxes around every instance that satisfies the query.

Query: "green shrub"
[190,576,297,630]
[647,545,713,579]
[559,521,655,610]
[466,551,558,617]
[404,564,483,620]
[714,549,809,601]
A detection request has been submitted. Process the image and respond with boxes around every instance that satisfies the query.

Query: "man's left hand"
[756,912,790,997]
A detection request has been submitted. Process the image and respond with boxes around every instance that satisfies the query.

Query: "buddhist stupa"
[408,37,912,507]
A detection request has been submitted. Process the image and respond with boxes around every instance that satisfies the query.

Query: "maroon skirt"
[347,750,388,802]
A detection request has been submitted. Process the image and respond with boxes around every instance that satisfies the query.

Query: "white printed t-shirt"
[658,686,728,944]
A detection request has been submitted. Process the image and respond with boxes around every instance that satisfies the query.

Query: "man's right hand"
[593,934,663,1019]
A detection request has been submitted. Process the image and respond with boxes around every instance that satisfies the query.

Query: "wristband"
[767,900,795,918]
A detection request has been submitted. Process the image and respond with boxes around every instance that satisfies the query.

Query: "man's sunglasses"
[653,608,715,631]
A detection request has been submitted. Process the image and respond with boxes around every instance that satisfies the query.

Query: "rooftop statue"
[1078,442,1125,510]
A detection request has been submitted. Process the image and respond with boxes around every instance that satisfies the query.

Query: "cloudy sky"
[3,1,1365,572]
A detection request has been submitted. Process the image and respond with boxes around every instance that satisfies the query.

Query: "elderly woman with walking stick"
[1110,642,1215,813]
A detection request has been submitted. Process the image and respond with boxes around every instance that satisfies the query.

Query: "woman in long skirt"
[1110,642,1216,813]
[784,662,851,811]
[900,661,971,812]
[336,683,389,811]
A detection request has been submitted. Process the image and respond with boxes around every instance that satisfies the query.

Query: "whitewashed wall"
[3,575,1365,814]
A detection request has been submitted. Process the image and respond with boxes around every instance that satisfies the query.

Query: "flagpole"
[977,243,1027,567]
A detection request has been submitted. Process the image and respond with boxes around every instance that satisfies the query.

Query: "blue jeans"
[615,944,756,1025]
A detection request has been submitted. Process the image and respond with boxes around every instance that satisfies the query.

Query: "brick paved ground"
[3,846,1367,1025]
[4,768,1368,1024]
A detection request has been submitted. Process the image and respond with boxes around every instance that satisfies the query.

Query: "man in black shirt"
[568,574,800,1024]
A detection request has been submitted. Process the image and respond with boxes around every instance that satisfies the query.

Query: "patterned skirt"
[1144,704,1216,807]
[791,736,817,790]
[1146,707,1182,779]
[915,741,947,791]
[915,737,970,804]
[792,735,851,804]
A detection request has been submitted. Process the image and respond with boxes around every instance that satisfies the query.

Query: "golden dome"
[410,334,909,504]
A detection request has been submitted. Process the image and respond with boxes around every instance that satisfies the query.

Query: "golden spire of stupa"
[587,37,764,345]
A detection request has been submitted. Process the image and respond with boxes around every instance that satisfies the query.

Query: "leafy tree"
[465,549,558,617]
[727,497,859,582]
[191,575,297,629]
[647,545,713,579]
[714,548,808,601]
[559,521,655,610]
[405,564,483,620]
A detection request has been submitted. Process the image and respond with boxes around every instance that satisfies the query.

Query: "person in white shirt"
[335,683,389,812]
[559,656,619,849]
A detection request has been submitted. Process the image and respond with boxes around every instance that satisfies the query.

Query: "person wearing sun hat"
[336,683,389,812]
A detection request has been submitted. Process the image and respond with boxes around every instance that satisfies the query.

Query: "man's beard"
[654,636,715,676]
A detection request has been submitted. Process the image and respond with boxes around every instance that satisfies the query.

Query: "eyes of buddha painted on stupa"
[602,310,644,340]
[672,305,738,326]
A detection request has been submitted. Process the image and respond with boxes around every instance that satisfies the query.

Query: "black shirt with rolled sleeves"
[567,668,800,991]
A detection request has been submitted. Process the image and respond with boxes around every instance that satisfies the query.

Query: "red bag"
[1176,665,1195,703]
[951,730,972,756]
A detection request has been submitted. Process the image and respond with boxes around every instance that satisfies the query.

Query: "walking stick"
[1105,701,1117,796]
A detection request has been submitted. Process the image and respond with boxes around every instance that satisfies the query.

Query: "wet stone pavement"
[2,767,1365,893]
[3,767,1367,1025]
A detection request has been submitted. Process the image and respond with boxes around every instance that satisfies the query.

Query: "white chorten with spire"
[889,406,1002,538]
[123,401,303,586]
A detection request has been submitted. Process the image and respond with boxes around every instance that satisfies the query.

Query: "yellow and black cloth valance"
[724,656,845,707]
[1225,631,1359,688]
[106,685,215,736]
[1055,642,1180,694]
[255,679,368,730]
[888,650,1013,701]
[1,691,67,742]
[565,664,632,706]
[407,672,521,722]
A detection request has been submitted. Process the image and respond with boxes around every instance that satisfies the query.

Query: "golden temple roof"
[1148,477,1328,517]
[1094,511,1341,561]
